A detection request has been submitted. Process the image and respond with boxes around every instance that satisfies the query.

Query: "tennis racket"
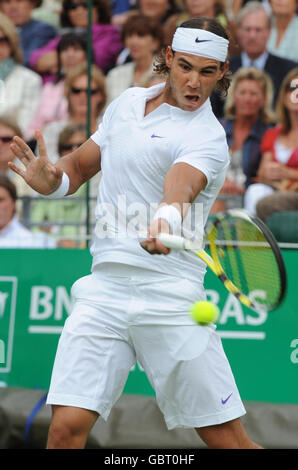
[157,209,286,313]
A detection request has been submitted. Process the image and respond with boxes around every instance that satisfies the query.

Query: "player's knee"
[47,406,97,449]
[195,419,259,449]
[47,419,87,449]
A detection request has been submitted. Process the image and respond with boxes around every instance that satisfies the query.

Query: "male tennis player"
[9,17,260,449]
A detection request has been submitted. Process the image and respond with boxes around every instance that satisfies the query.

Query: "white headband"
[172,27,229,62]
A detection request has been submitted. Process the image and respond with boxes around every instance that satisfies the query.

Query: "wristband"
[43,172,70,199]
[153,204,182,234]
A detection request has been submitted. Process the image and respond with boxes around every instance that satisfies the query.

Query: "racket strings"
[210,217,282,308]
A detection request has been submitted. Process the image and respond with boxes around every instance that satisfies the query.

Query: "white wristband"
[153,204,182,234]
[43,172,70,199]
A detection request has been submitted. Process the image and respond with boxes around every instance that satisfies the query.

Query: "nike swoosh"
[195,38,212,43]
[221,392,233,405]
[151,134,165,138]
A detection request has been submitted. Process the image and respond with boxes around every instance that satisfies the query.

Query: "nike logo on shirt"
[151,134,165,138]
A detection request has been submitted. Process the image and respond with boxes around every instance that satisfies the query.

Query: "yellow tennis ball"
[190,301,220,326]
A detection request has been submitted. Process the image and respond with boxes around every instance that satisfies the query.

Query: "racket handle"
[158,233,186,250]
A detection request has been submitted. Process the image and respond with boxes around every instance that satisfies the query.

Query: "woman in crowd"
[0,174,55,248]
[41,62,107,162]
[267,0,298,63]
[30,123,89,247]
[212,67,275,212]
[0,115,37,215]
[29,0,123,81]
[26,31,89,140]
[163,0,239,55]
[106,14,164,104]
[0,13,42,134]
[245,67,298,215]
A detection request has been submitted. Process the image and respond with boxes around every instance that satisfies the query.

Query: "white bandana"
[172,27,229,62]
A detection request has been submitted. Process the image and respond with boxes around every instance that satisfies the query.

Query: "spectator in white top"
[0,175,56,247]
[106,14,164,104]
[267,0,298,63]
[0,12,42,135]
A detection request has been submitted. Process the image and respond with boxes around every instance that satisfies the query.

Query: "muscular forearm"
[160,183,198,219]
[161,163,207,218]
[55,139,101,195]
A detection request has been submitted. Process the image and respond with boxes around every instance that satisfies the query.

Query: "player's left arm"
[141,162,207,254]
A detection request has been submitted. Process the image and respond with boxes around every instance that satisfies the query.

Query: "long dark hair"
[60,0,111,27]
[56,32,90,83]
[154,17,232,97]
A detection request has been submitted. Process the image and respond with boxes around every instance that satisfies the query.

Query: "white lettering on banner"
[29,286,73,322]
[0,292,8,317]
[0,339,5,364]
[220,294,246,325]
[290,339,298,364]
[205,289,266,340]
[55,286,73,320]
[27,286,267,339]
[30,286,53,320]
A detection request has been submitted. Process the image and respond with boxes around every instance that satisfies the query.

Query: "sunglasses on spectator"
[0,136,13,143]
[71,86,100,95]
[68,1,88,10]
[0,36,9,45]
[286,82,298,92]
[60,142,85,152]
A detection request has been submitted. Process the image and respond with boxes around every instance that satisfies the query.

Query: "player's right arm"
[8,130,101,196]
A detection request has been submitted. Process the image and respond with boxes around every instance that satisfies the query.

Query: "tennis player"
[9,17,261,449]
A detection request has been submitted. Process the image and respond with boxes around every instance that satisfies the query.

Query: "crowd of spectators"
[0,0,297,247]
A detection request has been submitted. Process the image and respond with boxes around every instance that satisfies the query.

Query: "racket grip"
[158,233,186,250]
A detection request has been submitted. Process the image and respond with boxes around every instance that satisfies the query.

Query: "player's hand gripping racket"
[158,209,286,313]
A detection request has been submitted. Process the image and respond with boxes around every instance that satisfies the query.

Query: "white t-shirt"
[0,216,56,248]
[90,83,229,282]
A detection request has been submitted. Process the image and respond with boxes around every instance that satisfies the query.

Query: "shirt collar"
[241,51,269,69]
[133,81,212,122]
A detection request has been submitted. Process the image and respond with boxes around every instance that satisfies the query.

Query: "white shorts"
[47,263,246,429]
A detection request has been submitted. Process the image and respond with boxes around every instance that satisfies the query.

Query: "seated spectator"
[111,0,134,28]
[163,0,239,56]
[115,0,180,64]
[30,123,89,247]
[215,1,297,118]
[130,0,179,25]
[256,190,298,222]
[29,0,123,82]
[26,31,89,140]
[0,13,42,134]
[0,115,37,205]
[0,0,57,67]
[0,174,56,247]
[31,0,62,28]
[212,67,275,212]
[41,63,107,162]
[229,0,271,19]
[245,67,298,214]
[267,0,298,63]
[106,14,164,104]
